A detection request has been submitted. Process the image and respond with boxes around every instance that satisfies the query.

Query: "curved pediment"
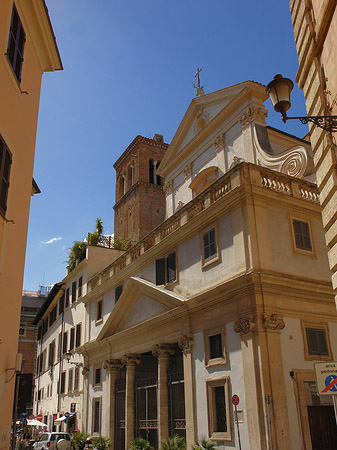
[189,166,218,196]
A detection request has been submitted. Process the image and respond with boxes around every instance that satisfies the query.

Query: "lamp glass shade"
[266,74,294,116]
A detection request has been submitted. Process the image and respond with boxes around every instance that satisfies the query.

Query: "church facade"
[78,81,337,450]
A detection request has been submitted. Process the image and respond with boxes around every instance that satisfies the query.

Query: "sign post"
[314,361,337,424]
[232,395,242,450]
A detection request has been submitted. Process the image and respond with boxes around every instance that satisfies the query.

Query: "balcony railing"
[88,162,320,292]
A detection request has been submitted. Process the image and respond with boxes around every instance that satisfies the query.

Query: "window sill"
[202,255,220,270]
[206,357,227,368]
[95,319,103,326]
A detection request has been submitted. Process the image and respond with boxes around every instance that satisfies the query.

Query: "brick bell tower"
[113,134,169,242]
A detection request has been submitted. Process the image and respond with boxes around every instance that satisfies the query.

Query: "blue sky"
[23,0,308,290]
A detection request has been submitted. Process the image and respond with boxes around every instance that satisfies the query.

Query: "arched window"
[129,165,134,187]
[149,160,161,185]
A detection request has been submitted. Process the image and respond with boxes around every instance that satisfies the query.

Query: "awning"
[27,419,48,427]
[54,414,75,423]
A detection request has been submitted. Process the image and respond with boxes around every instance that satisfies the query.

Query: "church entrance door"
[135,373,158,449]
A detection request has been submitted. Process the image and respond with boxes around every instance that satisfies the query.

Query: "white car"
[32,433,71,450]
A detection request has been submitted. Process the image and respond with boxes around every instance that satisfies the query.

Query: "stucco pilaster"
[178,335,195,450]
[81,365,89,435]
[103,359,123,442]
[124,354,140,450]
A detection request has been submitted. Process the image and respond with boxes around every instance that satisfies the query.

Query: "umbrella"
[27,419,48,427]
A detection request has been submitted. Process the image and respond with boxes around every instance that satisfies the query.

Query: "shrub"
[161,435,186,450]
[67,240,87,271]
[191,439,217,450]
[71,431,89,449]
[129,437,154,450]
[91,437,111,450]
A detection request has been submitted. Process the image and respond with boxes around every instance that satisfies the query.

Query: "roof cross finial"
[193,67,205,97]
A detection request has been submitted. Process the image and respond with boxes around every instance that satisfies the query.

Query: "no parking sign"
[314,361,337,395]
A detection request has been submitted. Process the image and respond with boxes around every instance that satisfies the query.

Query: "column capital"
[103,359,124,373]
[178,334,193,353]
[262,313,285,331]
[82,367,89,378]
[152,343,175,358]
[123,354,141,366]
[234,315,255,335]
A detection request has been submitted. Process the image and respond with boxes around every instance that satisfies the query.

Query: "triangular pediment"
[97,277,185,340]
[158,81,267,177]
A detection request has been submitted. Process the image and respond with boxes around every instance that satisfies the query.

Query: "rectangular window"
[92,398,101,434]
[201,224,220,268]
[72,281,77,303]
[306,328,329,356]
[96,299,103,323]
[60,371,66,394]
[115,285,123,303]
[58,332,62,359]
[78,276,83,298]
[65,288,70,307]
[48,341,55,368]
[68,368,74,392]
[75,323,81,348]
[206,377,232,441]
[0,135,12,218]
[59,294,65,315]
[62,331,68,354]
[69,327,75,351]
[155,252,176,285]
[204,327,227,367]
[7,4,26,83]
[74,367,80,391]
[291,218,313,253]
[94,366,102,387]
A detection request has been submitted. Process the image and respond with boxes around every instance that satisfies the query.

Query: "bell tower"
[113,134,168,242]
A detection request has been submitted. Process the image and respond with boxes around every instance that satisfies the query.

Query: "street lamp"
[65,351,83,368]
[266,74,337,132]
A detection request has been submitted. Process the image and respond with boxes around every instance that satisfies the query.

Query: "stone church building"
[34,80,337,450]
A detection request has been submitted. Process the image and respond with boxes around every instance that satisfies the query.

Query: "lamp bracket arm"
[284,114,337,132]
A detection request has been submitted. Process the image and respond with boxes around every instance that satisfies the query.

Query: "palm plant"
[95,218,104,237]
[91,437,111,450]
[161,435,186,450]
[129,437,154,450]
[71,431,89,449]
[191,439,217,450]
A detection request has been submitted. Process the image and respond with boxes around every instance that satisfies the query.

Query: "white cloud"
[41,237,62,245]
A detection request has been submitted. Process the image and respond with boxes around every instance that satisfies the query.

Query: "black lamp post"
[266,74,337,132]
[65,351,83,368]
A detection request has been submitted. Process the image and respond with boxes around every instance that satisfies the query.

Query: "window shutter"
[115,285,123,303]
[156,258,165,285]
[0,141,12,216]
[166,252,176,283]
[59,294,65,315]
[306,328,319,354]
[75,323,81,348]
[69,327,75,350]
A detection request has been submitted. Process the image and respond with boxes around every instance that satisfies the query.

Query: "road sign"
[232,394,240,406]
[314,361,337,395]
[21,413,27,419]
[64,412,70,418]
[29,415,35,420]
[36,414,42,421]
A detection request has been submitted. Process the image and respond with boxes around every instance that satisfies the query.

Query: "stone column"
[125,354,140,450]
[152,344,174,444]
[103,359,123,443]
[178,335,195,450]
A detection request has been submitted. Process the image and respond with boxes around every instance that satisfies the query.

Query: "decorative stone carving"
[123,354,141,366]
[183,162,193,179]
[234,316,255,335]
[82,367,89,378]
[262,314,285,331]
[229,156,244,169]
[196,106,204,118]
[178,334,193,353]
[152,343,175,358]
[103,359,124,372]
[213,133,225,152]
[163,179,174,194]
[175,201,185,212]
[239,106,268,128]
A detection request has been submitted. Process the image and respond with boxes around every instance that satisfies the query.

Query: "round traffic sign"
[324,375,337,392]
[36,414,42,421]
[64,412,70,418]
[29,415,35,420]
[232,394,240,406]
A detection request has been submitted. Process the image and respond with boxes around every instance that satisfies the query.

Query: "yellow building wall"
[0,1,61,448]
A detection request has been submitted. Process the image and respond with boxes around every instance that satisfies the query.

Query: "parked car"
[32,433,71,450]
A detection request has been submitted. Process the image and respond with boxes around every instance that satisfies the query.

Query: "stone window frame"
[301,320,333,361]
[289,214,315,257]
[95,298,103,325]
[204,326,227,367]
[92,396,102,435]
[206,376,232,441]
[200,222,220,269]
[6,3,26,84]
[93,364,102,388]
